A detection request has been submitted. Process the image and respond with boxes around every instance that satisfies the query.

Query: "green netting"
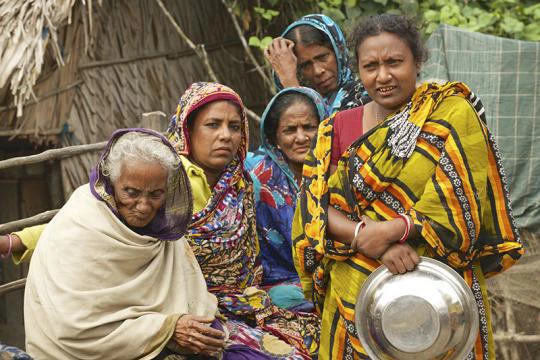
[421,25,540,232]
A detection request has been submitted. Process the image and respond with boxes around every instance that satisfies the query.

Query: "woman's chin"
[316,84,338,97]
[208,159,233,172]
[126,218,153,228]
[286,156,307,168]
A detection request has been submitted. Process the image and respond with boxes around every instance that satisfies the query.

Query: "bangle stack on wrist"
[1,234,14,259]
[397,214,411,244]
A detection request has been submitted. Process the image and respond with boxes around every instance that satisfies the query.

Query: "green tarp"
[422,25,540,232]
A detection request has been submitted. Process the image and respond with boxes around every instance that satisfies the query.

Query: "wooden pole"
[504,294,520,359]
[0,209,59,234]
[0,141,106,171]
[154,0,260,123]
[220,0,274,90]
[141,111,167,132]
[0,128,64,137]
[0,278,26,296]
[78,40,240,70]
[494,333,540,343]
[155,0,219,83]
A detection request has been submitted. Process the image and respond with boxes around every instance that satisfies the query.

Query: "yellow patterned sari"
[292,82,523,359]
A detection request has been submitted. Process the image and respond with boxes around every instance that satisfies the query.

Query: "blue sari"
[248,87,327,291]
[274,14,369,114]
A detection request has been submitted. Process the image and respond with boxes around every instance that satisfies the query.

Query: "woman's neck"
[204,170,221,189]
[363,102,398,132]
[373,101,397,120]
[288,161,304,186]
[189,157,221,188]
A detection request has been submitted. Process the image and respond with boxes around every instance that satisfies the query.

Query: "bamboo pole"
[154,0,260,123]
[504,294,520,359]
[0,209,59,234]
[141,111,167,132]
[78,40,240,70]
[0,278,26,296]
[0,141,106,171]
[0,127,64,137]
[155,0,219,82]
[494,333,540,343]
[220,0,274,90]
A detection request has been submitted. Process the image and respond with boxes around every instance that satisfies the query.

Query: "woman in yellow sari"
[292,14,523,359]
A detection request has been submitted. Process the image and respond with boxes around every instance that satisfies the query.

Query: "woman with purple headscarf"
[24,129,226,359]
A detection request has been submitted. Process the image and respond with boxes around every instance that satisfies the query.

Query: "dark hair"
[351,14,427,66]
[186,99,241,129]
[284,25,332,52]
[264,93,318,145]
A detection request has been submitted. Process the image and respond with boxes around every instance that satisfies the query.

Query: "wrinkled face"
[188,100,243,173]
[295,43,338,96]
[113,160,167,228]
[275,101,319,167]
[357,32,419,112]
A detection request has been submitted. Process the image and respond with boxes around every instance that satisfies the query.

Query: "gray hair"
[102,132,179,183]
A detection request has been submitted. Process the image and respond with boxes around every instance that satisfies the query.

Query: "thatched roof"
[0,0,85,117]
[0,0,271,195]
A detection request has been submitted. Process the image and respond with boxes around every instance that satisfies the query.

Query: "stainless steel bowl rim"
[354,256,479,360]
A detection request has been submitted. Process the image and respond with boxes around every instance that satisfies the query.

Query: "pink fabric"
[331,106,364,165]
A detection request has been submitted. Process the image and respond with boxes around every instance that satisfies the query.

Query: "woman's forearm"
[0,234,26,256]
[278,75,301,88]
[327,206,357,245]
[325,205,419,258]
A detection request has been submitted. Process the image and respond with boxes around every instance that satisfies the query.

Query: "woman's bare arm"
[264,37,300,88]
[0,234,25,256]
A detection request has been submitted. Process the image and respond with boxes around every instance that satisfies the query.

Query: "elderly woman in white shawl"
[24,129,225,359]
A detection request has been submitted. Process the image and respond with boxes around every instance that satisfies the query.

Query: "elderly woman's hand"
[264,37,300,88]
[380,243,420,274]
[172,315,226,357]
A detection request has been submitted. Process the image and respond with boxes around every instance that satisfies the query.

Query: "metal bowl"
[354,257,478,360]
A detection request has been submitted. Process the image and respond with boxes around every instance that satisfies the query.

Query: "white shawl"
[24,184,217,360]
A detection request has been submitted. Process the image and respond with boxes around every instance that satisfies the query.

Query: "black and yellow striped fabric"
[292,82,523,359]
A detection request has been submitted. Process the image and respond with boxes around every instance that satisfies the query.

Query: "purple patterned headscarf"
[89,128,193,240]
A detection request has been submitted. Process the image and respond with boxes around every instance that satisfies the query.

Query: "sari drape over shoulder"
[167,83,320,359]
[292,82,523,359]
[25,129,217,360]
[167,82,262,290]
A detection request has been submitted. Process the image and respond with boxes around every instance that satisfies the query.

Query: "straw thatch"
[0,0,81,117]
[0,0,271,196]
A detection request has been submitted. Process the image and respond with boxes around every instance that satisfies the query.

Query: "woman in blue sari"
[248,87,326,310]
